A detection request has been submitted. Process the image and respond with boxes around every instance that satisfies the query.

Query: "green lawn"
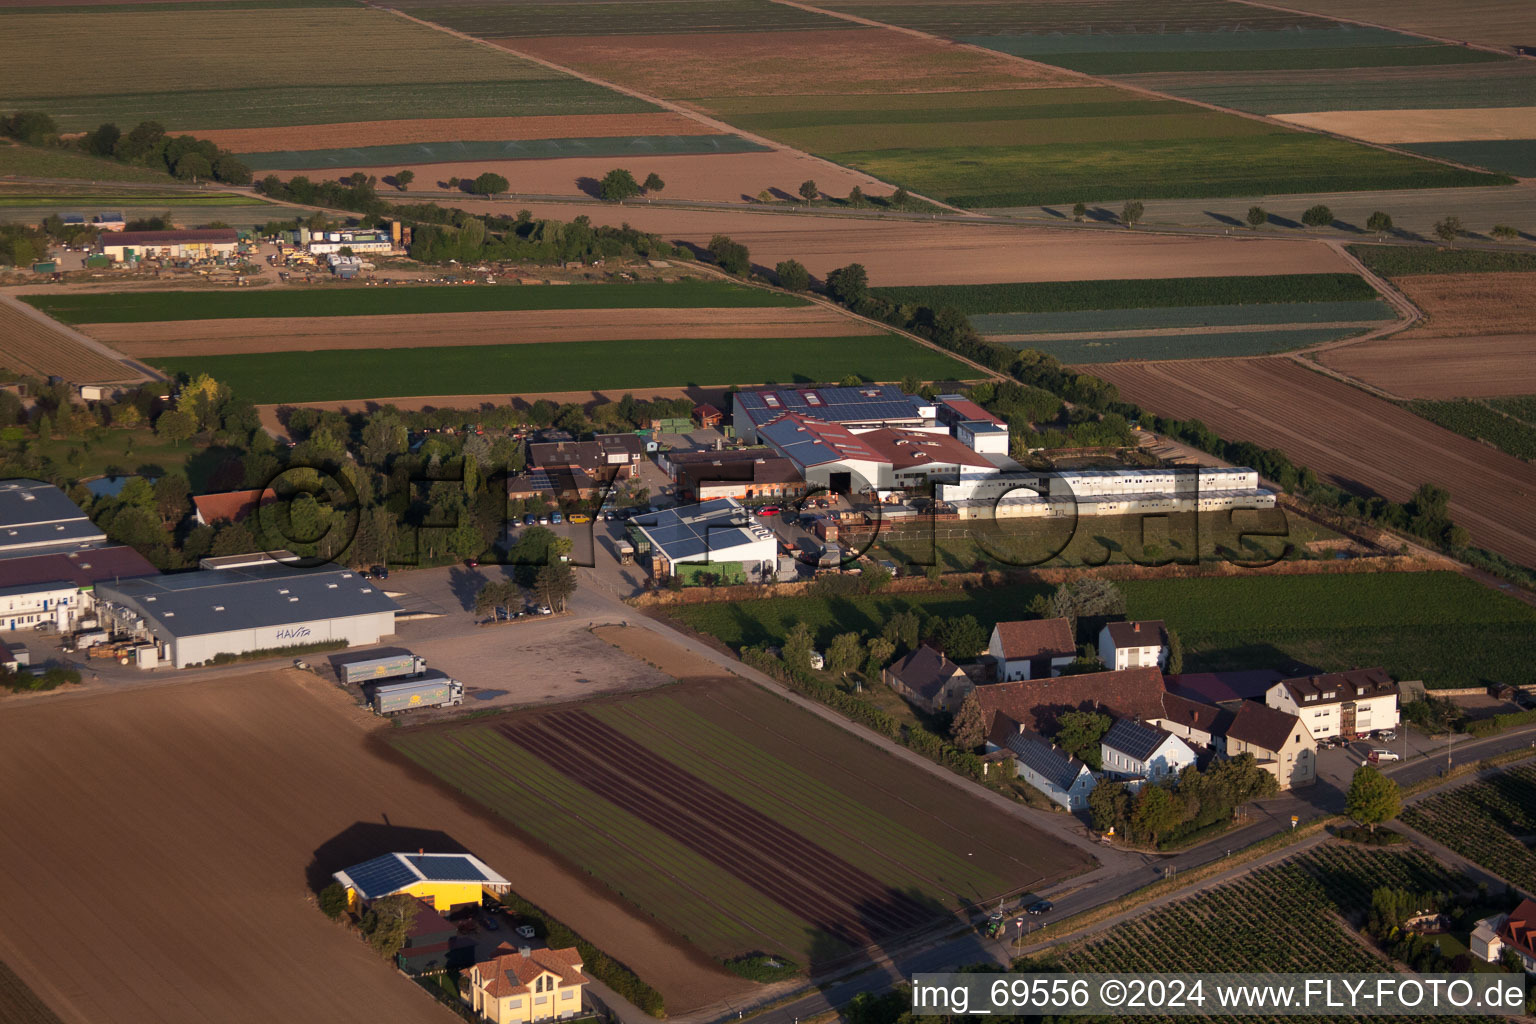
[26,280,807,324]
[149,334,972,404]
[670,571,1536,688]
[874,274,1378,315]
[13,427,247,490]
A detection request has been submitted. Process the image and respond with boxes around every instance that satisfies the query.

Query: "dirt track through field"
[84,306,874,356]
[1091,357,1536,568]
[0,671,749,1024]
[1316,332,1536,397]
[499,711,941,952]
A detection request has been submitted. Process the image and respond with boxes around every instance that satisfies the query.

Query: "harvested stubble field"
[1091,357,1536,568]
[27,279,802,322]
[285,149,880,204]
[491,202,1352,285]
[508,29,1074,98]
[0,299,145,385]
[148,333,971,404]
[0,6,652,131]
[1268,0,1535,50]
[0,671,753,1023]
[389,678,1090,967]
[670,571,1536,688]
[1394,273,1536,338]
[196,113,715,152]
[91,306,874,357]
[1317,333,1536,398]
[1273,107,1536,144]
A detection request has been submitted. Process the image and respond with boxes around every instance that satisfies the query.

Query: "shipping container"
[371,675,463,715]
[340,652,427,685]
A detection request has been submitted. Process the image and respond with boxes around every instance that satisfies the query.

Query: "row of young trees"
[2,110,252,184]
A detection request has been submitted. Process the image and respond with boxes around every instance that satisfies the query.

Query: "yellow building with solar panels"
[333,851,511,913]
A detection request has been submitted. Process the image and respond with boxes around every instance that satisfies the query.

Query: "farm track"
[498,711,942,950]
[1091,357,1536,569]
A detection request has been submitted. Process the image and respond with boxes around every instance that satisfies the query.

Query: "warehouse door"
[829,471,851,494]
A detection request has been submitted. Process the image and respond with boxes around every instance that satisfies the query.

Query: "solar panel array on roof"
[1101,718,1170,762]
[1005,730,1086,791]
[407,854,486,881]
[632,498,770,562]
[738,386,928,428]
[342,853,420,900]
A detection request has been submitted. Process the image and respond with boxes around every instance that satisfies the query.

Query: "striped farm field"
[973,300,1395,335]
[1019,326,1367,362]
[147,334,973,404]
[388,678,1090,967]
[380,0,858,37]
[239,134,769,171]
[874,274,1378,314]
[1401,763,1536,894]
[0,299,146,386]
[1400,139,1536,177]
[25,280,805,323]
[1117,63,1536,114]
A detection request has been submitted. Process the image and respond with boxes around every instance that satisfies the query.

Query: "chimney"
[519,946,533,958]
[418,847,424,856]
[1133,622,1141,633]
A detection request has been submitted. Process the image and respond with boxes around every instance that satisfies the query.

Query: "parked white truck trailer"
[341,652,427,685]
[370,675,463,715]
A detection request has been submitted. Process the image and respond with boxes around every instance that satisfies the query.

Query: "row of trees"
[1088,754,1280,847]
[2,111,252,184]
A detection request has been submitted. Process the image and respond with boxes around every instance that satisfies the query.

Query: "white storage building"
[95,562,399,669]
[630,498,778,581]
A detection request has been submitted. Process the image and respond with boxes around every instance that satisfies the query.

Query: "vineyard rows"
[1401,763,1536,894]
[0,301,144,385]
[1059,844,1498,1024]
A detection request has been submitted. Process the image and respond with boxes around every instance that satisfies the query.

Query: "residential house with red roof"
[976,666,1168,747]
[1265,667,1399,741]
[1098,620,1168,672]
[883,644,973,714]
[1472,897,1536,971]
[470,945,590,1023]
[987,618,1076,681]
[192,487,277,526]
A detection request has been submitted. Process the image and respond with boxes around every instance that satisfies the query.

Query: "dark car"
[1026,900,1053,915]
[370,565,388,580]
[524,513,538,526]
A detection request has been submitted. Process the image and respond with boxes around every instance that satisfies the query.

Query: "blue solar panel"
[407,854,486,882]
[345,853,420,899]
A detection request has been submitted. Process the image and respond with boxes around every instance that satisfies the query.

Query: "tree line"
[2,110,252,185]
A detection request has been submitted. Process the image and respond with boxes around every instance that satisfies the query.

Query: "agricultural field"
[146,333,973,404]
[0,298,147,386]
[389,678,1090,967]
[812,0,1533,181]
[1401,763,1536,894]
[25,280,808,322]
[669,571,1536,689]
[1023,326,1370,363]
[872,274,1381,314]
[0,141,177,183]
[0,960,63,1024]
[192,112,717,153]
[1317,334,1536,399]
[1347,246,1536,276]
[0,669,757,1023]
[1271,0,1535,50]
[1408,399,1536,461]
[1091,357,1536,569]
[978,300,1395,334]
[237,133,769,172]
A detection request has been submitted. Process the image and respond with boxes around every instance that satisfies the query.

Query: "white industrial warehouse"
[95,562,399,669]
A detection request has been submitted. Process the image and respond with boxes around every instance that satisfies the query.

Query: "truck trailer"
[341,653,427,686]
[370,676,463,715]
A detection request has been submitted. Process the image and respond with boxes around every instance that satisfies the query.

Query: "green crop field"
[0,190,264,208]
[1487,395,1536,424]
[1005,326,1366,362]
[381,0,855,36]
[1402,763,1536,895]
[1124,65,1536,114]
[0,143,175,183]
[994,44,1506,75]
[840,133,1502,207]
[147,334,972,404]
[973,300,1396,336]
[813,0,1352,35]
[1347,245,1536,276]
[238,134,769,170]
[670,571,1536,688]
[876,274,1378,314]
[1402,139,1536,178]
[388,679,1089,967]
[959,26,1423,56]
[0,7,652,131]
[27,280,806,323]
[1408,400,1536,462]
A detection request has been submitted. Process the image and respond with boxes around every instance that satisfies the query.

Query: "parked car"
[515,924,537,940]
[758,506,781,516]
[1026,900,1053,915]
[538,516,549,525]
[524,513,538,526]
[569,513,592,524]
[550,511,564,524]
[465,559,478,568]
[536,604,553,616]
[480,912,500,931]
[1365,749,1401,764]
[1376,730,1397,741]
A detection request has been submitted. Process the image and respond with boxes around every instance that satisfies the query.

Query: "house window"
[536,995,549,1005]
[510,999,523,1008]
[563,991,575,1000]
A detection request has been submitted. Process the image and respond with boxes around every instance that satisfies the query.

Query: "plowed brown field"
[258,149,881,204]
[0,671,749,1024]
[1317,333,1536,398]
[477,202,1354,284]
[1396,272,1536,338]
[194,113,714,153]
[0,297,145,384]
[506,29,1074,98]
[85,306,871,356]
[1090,357,1536,568]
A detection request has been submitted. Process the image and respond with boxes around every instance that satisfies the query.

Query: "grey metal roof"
[737,385,929,428]
[334,851,509,901]
[631,498,773,561]
[1101,717,1172,763]
[1005,729,1087,791]
[759,416,883,469]
[0,479,106,553]
[95,562,398,638]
